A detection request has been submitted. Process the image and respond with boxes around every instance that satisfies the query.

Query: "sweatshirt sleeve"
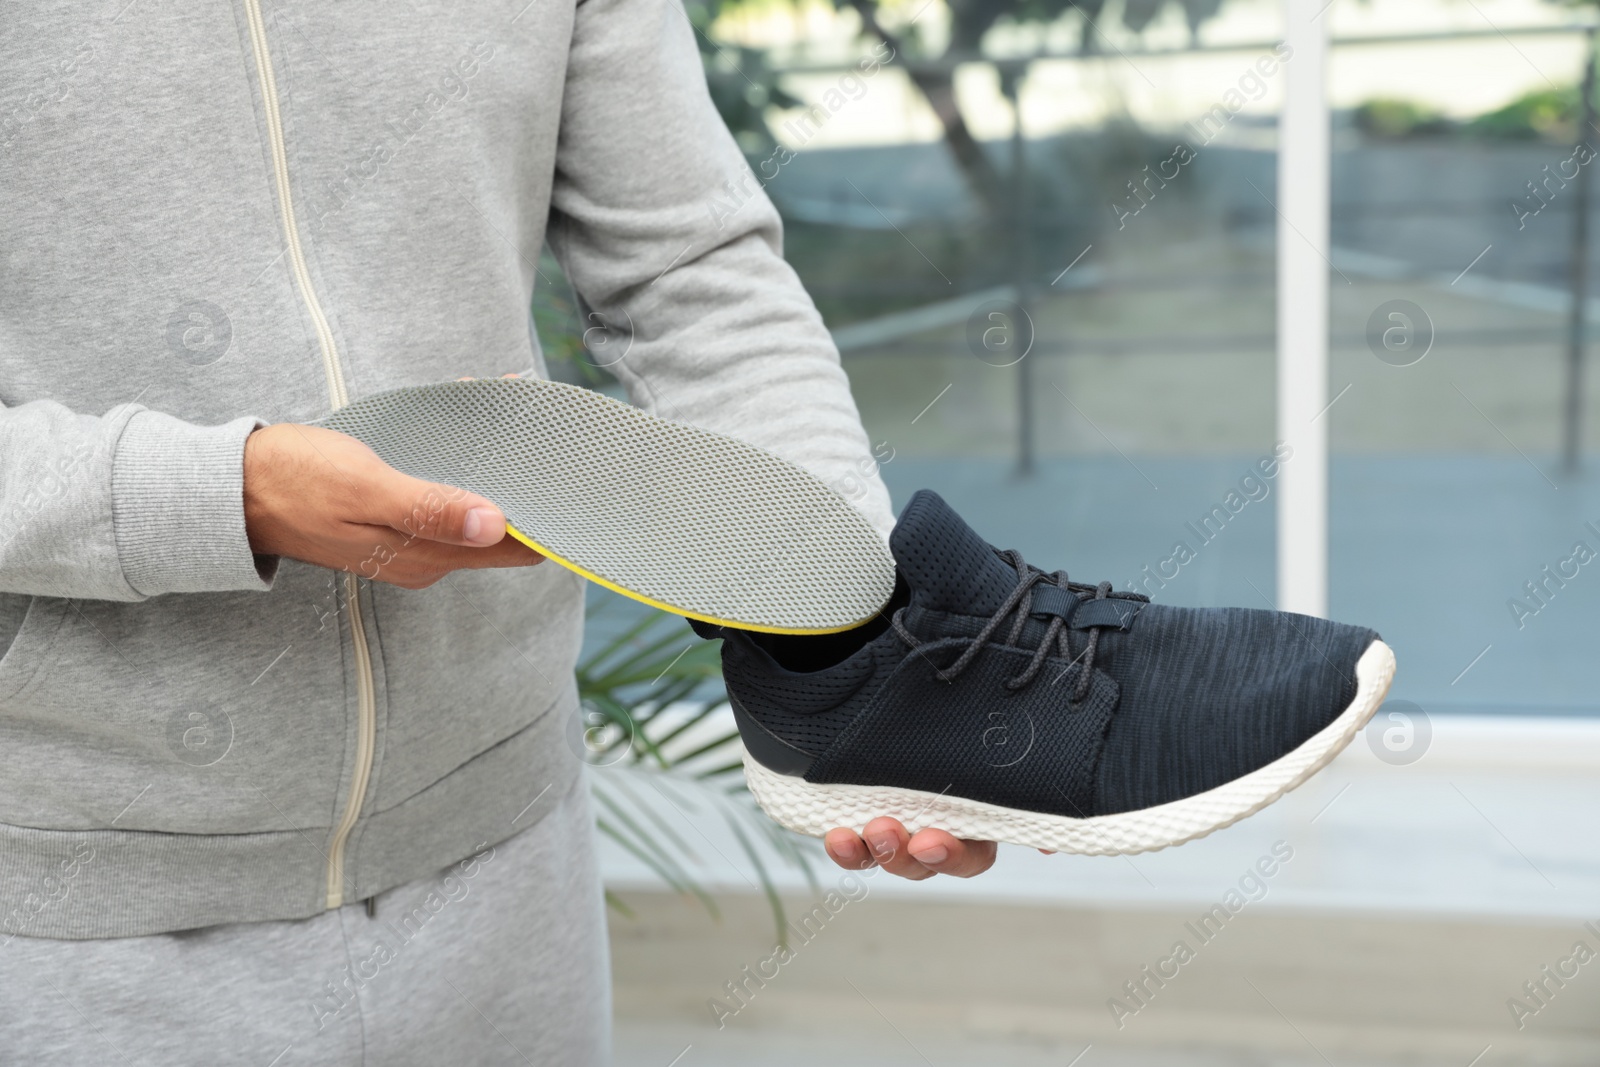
[0,398,276,600]
[545,0,896,538]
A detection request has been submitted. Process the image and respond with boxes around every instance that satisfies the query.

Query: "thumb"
[371,471,507,548]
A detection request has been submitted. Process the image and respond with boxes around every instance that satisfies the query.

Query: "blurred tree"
[1354,98,1456,140]
[683,0,1237,220]
[1472,0,1598,140]
[838,0,1234,218]
[685,0,805,154]
[1466,86,1581,141]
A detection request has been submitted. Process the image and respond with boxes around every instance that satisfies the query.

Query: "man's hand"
[823,819,998,880]
[243,423,542,589]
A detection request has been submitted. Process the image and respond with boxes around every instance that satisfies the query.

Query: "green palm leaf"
[576,595,820,944]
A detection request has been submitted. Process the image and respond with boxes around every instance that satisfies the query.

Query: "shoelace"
[891,549,1150,703]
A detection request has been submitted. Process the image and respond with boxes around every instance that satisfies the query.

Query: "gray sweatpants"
[0,772,612,1066]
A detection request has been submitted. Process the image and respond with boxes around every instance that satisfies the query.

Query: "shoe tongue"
[889,490,1018,616]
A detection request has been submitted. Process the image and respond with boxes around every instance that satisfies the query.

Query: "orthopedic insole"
[318,378,896,634]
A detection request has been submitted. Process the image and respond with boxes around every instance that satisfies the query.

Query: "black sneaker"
[694,490,1395,855]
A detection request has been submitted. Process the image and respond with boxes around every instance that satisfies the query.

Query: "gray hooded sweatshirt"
[0,0,893,939]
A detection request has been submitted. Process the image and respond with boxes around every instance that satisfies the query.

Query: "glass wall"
[552,0,1600,709]
[741,0,1290,611]
[1324,0,1600,715]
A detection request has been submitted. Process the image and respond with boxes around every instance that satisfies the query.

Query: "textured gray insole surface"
[319,378,895,632]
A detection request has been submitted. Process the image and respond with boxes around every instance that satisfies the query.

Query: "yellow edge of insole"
[503,523,878,636]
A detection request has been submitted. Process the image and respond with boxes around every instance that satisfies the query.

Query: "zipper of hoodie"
[243,0,376,910]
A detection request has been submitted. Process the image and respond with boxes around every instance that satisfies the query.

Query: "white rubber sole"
[743,639,1396,856]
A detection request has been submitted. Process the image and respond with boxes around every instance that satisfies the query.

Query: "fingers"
[292,416,499,550]
[823,829,875,871]
[856,819,932,880]
[342,526,543,588]
[323,436,511,550]
[361,473,508,549]
[823,819,998,880]
[443,536,544,570]
[243,423,545,587]
[329,437,548,580]
[276,425,506,550]
[908,828,998,877]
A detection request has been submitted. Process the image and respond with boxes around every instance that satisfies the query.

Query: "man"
[0,2,982,1063]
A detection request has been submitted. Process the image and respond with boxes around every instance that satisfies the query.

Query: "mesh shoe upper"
[1088,603,1370,814]
[707,489,1380,818]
